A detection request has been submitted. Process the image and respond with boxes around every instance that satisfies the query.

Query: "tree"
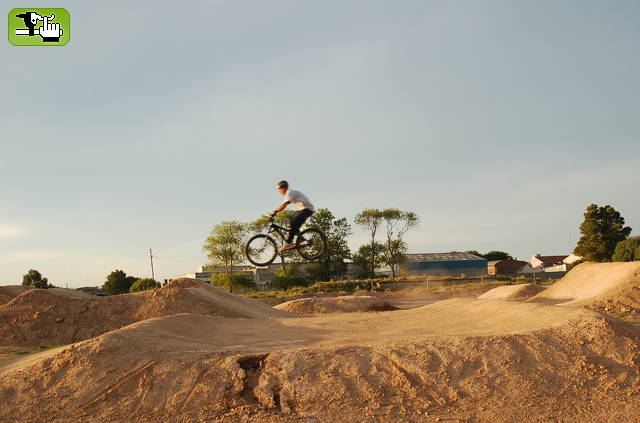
[381,209,419,277]
[270,265,308,291]
[355,209,384,278]
[352,242,386,279]
[102,270,137,295]
[381,239,408,277]
[465,250,512,261]
[209,272,255,293]
[574,204,632,262]
[22,269,51,289]
[129,278,161,292]
[482,251,513,261]
[612,236,640,262]
[305,208,352,281]
[203,221,247,272]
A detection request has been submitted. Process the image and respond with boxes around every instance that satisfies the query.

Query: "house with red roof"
[530,254,569,269]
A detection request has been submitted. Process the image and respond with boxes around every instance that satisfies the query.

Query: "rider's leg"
[286,209,314,243]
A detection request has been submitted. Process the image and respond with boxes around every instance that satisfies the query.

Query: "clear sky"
[2,1,639,287]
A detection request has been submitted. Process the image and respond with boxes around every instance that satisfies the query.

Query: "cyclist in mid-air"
[271,180,315,252]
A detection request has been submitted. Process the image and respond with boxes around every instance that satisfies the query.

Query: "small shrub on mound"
[129,278,160,293]
[612,236,640,262]
[210,272,254,293]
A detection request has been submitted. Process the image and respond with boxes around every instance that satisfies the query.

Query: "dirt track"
[2,263,640,422]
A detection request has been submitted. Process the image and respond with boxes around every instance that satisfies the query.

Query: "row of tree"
[101,270,160,295]
[202,208,420,287]
[21,268,161,295]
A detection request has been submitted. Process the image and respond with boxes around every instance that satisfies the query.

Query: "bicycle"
[245,216,327,266]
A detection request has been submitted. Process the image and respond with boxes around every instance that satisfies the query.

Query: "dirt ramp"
[478,283,547,301]
[274,295,397,314]
[0,285,32,305]
[529,262,640,316]
[48,287,92,298]
[1,301,639,422]
[0,278,292,347]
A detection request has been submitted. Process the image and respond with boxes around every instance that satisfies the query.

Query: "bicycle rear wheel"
[245,234,278,266]
[296,228,327,261]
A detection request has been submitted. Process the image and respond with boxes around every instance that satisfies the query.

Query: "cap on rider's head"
[275,180,288,189]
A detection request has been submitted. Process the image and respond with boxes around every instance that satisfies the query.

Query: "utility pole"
[150,249,155,281]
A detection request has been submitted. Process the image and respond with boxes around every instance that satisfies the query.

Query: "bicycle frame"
[267,222,289,243]
[266,218,307,245]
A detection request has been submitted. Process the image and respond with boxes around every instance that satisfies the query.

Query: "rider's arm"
[273,201,291,214]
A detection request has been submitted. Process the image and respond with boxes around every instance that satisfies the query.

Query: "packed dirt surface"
[3,264,640,422]
[0,285,32,306]
[478,283,548,301]
[274,295,397,314]
[530,261,640,317]
[0,278,292,347]
[1,298,640,422]
[259,285,496,310]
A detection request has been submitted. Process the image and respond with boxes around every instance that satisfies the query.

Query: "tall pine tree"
[574,204,631,262]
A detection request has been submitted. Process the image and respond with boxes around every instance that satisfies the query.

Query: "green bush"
[129,278,160,292]
[210,272,255,293]
[612,236,640,262]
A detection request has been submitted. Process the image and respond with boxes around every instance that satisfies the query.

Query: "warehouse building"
[401,252,488,277]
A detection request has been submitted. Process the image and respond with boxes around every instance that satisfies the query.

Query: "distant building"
[563,254,582,265]
[488,259,528,276]
[518,253,577,279]
[531,254,569,269]
[401,252,488,277]
[174,264,289,288]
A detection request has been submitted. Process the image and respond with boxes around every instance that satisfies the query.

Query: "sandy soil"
[260,285,496,310]
[478,283,547,301]
[274,295,397,314]
[529,261,640,317]
[0,279,292,347]
[2,264,640,422]
[0,285,32,306]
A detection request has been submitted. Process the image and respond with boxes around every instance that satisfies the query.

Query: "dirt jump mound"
[0,278,292,347]
[529,262,640,316]
[478,283,547,301]
[0,285,33,306]
[274,295,397,314]
[1,298,640,422]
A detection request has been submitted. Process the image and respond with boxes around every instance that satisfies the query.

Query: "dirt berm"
[0,278,293,347]
[274,295,397,314]
[529,261,640,316]
[0,285,33,306]
[1,298,640,423]
[478,283,547,301]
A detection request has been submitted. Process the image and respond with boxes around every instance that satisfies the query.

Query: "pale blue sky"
[2,1,639,287]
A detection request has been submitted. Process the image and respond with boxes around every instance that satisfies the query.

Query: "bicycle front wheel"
[245,234,278,266]
[296,228,327,261]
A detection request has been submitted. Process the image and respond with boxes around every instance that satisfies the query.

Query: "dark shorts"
[287,209,314,241]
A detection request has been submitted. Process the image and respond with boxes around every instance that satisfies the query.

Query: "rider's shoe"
[279,243,295,252]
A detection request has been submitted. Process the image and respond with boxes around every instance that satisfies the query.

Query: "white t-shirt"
[284,189,315,212]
